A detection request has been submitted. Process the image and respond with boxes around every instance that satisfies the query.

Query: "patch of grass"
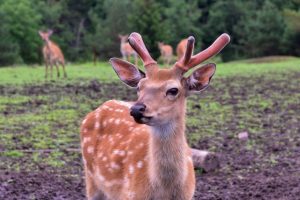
[2,150,24,158]
[0,58,299,85]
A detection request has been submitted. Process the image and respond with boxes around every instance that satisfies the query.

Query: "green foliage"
[0,0,41,64]
[0,0,299,66]
[235,1,286,57]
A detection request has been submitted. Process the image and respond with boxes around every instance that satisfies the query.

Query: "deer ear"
[48,30,53,36]
[186,63,216,93]
[110,58,145,87]
[38,31,43,37]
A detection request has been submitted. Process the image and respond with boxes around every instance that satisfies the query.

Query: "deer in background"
[158,42,173,66]
[39,30,67,79]
[80,32,230,200]
[119,34,138,65]
[176,38,188,60]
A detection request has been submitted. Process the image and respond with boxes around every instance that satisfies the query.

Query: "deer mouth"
[132,115,152,124]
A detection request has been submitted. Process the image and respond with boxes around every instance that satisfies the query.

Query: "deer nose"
[130,103,146,121]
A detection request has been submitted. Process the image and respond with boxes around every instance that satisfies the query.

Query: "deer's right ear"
[47,30,53,36]
[109,58,145,87]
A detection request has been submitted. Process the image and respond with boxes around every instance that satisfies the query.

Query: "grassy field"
[0,57,299,84]
[0,57,299,199]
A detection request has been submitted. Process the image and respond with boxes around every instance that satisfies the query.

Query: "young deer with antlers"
[39,30,67,79]
[158,42,173,66]
[81,32,230,200]
[119,34,138,65]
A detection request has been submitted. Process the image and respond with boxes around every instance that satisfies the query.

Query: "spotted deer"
[119,34,138,65]
[176,38,188,60]
[158,42,173,66]
[80,32,230,200]
[38,30,67,79]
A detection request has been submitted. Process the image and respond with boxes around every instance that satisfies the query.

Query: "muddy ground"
[0,71,299,200]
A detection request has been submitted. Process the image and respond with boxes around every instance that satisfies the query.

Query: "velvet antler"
[128,32,157,71]
[174,33,230,72]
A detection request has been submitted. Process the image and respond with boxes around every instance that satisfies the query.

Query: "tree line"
[0,0,299,66]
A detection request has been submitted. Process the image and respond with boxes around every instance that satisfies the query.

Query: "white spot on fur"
[115,119,120,125]
[137,161,143,168]
[82,137,91,146]
[137,143,144,148]
[102,156,107,161]
[109,118,114,123]
[87,146,94,154]
[103,120,107,127]
[111,162,120,170]
[95,122,100,129]
[113,149,120,155]
[129,164,134,174]
[82,118,87,125]
[119,150,126,156]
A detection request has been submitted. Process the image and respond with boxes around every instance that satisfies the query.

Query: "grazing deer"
[176,38,188,60]
[39,30,67,79]
[80,32,230,200]
[119,34,138,65]
[158,42,173,66]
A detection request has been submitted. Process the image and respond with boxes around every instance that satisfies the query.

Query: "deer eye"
[166,88,179,96]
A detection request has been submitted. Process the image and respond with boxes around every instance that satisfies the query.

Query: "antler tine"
[128,32,157,69]
[175,36,195,70]
[188,34,230,70]
[175,33,230,73]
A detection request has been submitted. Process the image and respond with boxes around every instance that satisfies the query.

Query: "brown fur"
[158,42,173,66]
[176,38,188,60]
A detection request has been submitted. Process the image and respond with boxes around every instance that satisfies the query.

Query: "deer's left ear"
[185,63,216,93]
[110,58,145,87]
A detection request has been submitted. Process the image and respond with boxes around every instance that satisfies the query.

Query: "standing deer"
[158,42,173,66]
[80,32,230,200]
[39,30,67,79]
[176,38,188,60]
[119,34,138,65]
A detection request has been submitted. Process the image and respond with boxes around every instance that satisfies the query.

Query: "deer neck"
[44,40,53,51]
[148,102,188,193]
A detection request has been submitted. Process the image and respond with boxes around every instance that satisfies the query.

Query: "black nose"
[130,103,146,121]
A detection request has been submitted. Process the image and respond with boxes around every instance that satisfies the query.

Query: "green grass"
[0,57,299,85]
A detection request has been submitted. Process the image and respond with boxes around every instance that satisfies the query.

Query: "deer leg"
[44,61,49,79]
[127,55,130,62]
[61,62,67,78]
[167,57,171,66]
[134,54,138,66]
[122,53,126,61]
[191,148,220,172]
[50,63,53,79]
[85,170,108,200]
[54,62,60,78]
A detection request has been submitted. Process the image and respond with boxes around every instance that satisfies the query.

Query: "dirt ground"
[1,71,300,199]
